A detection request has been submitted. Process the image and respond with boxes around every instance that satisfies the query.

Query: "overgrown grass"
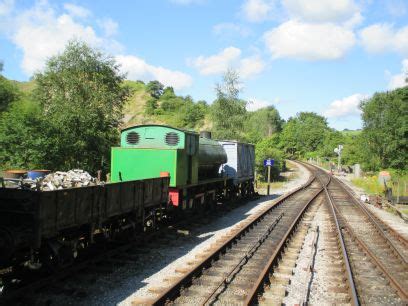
[400,208,408,215]
[351,176,384,195]
[387,171,408,197]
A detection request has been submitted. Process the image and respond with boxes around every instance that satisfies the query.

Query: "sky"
[0,0,407,130]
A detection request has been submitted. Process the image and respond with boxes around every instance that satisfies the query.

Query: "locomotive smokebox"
[199,131,212,139]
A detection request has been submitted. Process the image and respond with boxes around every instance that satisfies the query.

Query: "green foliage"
[140,81,209,129]
[280,112,330,157]
[360,87,408,170]
[145,98,158,115]
[146,80,164,99]
[0,99,49,169]
[341,132,365,166]
[31,40,131,173]
[255,135,284,180]
[318,130,346,158]
[351,176,384,195]
[0,74,20,112]
[245,106,283,143]
[211,70,247,140]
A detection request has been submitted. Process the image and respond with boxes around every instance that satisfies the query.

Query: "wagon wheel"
[40,244,75,272]
[0,228,14,264]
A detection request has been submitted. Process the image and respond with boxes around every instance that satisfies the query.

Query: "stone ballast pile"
[24,169,97,191]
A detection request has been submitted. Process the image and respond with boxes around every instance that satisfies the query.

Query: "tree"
[34,40,131,173]
[255,135,284,180]
[0,99,49,169]
[318,130,346,158]
[341,132,365,167]
[211,69,247,140]
[0,64,20,112]
[146,81,164,99]
[360,87,408,170]
[280,112,330,157]
[245,106,283,143]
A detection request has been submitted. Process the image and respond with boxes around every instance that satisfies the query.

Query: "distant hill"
[341,129,361,136]
[11,79,210,130]
[122,80,160,127]
[12,79,36,93]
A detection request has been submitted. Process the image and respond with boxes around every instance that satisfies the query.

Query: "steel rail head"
[244,185,324,305]
[310,167,360,306]
[321,182,360,306]
[201,213,284,305]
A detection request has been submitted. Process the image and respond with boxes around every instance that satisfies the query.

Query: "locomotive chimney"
[200,131,212,139]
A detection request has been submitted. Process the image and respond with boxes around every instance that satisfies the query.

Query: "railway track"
[144,170,322,305]
[322,170,408,304]
[146,162,408,305]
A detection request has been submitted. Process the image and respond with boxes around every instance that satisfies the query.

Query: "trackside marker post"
[264,159,274,195]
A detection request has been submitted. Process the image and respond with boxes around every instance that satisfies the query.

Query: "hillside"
[13,79,211,130]
[122,80,155,126]
[341,129,361,136]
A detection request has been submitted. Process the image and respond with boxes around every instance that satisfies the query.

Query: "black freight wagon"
[0,177,169,269]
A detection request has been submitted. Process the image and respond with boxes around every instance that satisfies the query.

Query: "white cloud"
[98,18,118,37]
[13,7,102,75]
[63,3,90,18]
[0,0,13,16]
[116,55,192,90]
[213,22,250,39]
[246,97,279,111]
[323,93,368,118]
[189,47,264,78]
[360,23,408,56]
[189,47,241,75]
[264,20,355,60]
[241,0,274,22]
[283,0,358,24]
[4,2,122,75]
[388,59,408,90]
[3,1,190,89]
[239,56,264,79]
[190,47,241,75]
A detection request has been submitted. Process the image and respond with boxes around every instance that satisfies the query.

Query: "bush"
[255,136,285,181]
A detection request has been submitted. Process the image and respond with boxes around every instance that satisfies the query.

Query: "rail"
[318,173,359,306]
[309,162,408,302]
[151,171,318,305]
[244,185,323,305]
